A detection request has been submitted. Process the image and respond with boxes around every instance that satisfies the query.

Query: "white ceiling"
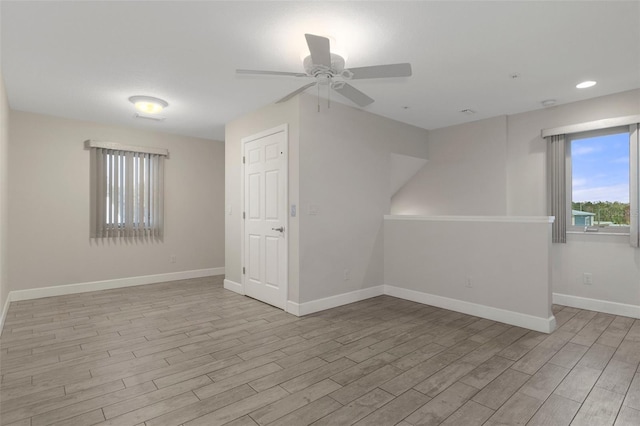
[1,1,639,141]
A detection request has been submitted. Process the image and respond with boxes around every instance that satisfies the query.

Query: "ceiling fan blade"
[237,69,307,77]
[304,34,331,67]
[276,82,317,104]
[332,82,374,107]
[348,63,412,80]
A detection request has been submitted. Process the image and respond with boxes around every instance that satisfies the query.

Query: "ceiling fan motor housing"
[303,53,346,79]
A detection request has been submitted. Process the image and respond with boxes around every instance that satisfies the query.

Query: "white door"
[243,126,288,309]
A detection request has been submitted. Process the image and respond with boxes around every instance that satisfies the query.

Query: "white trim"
[385,285,557,333]
[8,268,224,302]
[288,286,385,317]
[541,114,640,138]
[553,293,640,319]
[384,215,555,224]
[0,295,11,336]
[84,140,169,156]
[223,278,244,295]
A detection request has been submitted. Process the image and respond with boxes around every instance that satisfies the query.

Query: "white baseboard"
[0,295,10,336]
[553,293,640,319]
[384,285,557,333]
[8,267,225,303]
[224,279,244,295]
[288,286,385,317]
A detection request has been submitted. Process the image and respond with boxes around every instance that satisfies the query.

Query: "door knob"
[272,226,285,232]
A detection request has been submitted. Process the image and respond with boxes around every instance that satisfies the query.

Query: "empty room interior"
[1,1,640,426]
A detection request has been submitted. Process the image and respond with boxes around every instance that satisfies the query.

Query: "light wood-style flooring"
[1,275,639,426]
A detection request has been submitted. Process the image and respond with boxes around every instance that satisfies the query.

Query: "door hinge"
[243,211,246,219]
[242,156,245,164]
[242,267,245,275]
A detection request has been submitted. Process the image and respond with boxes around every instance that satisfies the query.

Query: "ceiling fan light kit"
[236,33,412,109]
[129,95,169,114]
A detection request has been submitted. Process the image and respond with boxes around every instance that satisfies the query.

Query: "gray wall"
[298,95,428,303]
[384,217,553,330]
[224,94,428,305]
[393,89,640,308]
[8,111,225,291]
[392,115,507,215]
[224,98,301,302]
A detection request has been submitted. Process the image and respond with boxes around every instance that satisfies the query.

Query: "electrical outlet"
[343,269,350,281]
[465,276,473,288]
[170,255,176,264]
[583,273,593,285]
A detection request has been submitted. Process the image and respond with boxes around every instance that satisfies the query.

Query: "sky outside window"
[572,132,629,203]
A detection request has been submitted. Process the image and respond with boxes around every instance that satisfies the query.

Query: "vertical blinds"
[88,141,167,239]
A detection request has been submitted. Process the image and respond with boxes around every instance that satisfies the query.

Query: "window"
[545,117,639,246]
[568,127,630,233]
[87,140,167,239]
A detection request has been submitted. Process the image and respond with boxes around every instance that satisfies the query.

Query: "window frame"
[566,125,631,235]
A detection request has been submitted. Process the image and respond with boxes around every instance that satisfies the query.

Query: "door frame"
[240,124,289,312]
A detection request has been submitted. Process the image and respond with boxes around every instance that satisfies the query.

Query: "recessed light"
[576,80,596,89]
[129,96,169,114]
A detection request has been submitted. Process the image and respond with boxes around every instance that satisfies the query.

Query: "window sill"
[567,231,630,237]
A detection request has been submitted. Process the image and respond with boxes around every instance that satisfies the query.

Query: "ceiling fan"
[237,34,412,107]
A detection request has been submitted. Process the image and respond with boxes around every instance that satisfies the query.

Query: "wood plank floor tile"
[471,368,531,410]
[554,364,602,403]
[185,386,290,426]
[519,362,569,401]
[596,359,637,395]
[248,379,340,425]
[2,276,638,426]
[615,405,640,426]
[623,373,640,410]
[404,381,478,426]
[266,395,341,426]
[438,400,494,426]
[145,384,257,426]
[353,389,429,426]
[329,364,402,405]
[483,391,543,426]
[571,386,624,426]
[311,388,395,426]
[526,393,580,426]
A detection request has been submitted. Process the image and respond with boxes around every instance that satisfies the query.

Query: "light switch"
[291,204,297,217]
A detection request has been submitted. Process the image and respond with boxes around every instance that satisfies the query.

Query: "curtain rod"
[541,115,640,138]
[84,140,169,157]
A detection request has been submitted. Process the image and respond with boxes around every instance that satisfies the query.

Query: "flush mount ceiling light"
[576,80,597,89]
[128,96,169,114]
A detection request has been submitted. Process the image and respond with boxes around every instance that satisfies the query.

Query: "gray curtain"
[631,124,639,248]
[546,134,566,243]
